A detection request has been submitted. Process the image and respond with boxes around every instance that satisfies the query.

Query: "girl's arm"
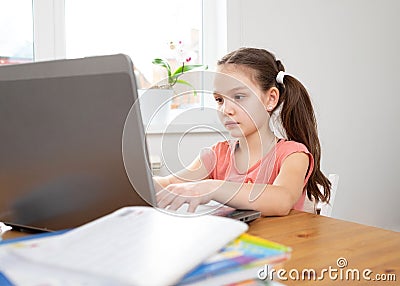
[153,155,210,189]
[157,152,310,216]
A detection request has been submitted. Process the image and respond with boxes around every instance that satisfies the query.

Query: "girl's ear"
[264,87,280,111]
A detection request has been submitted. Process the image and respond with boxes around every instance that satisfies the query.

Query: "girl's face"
[213,65,271,138]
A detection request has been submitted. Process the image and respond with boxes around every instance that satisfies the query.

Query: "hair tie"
[276,71,287,84]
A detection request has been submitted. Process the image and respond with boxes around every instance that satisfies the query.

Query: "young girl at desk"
[155,47,330,216]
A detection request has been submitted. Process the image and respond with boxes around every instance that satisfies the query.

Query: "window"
[0,0,33,65]
[8,0,227,129]
[65,0,202,90]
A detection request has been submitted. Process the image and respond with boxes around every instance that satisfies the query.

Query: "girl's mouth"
[224,121,239,128]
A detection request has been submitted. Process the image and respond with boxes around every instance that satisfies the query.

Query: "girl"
[155,47,330,216]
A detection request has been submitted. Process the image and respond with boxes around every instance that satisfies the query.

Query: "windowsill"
[145,122,226,135]
[144,109,227,135]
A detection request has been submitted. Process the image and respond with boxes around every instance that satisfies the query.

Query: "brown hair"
[218,47,331,203]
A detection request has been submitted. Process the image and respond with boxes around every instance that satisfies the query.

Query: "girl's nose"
[222,99,235,115]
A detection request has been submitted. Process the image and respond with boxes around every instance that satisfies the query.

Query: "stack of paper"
[178,233,291,285]
[0,206,248,285]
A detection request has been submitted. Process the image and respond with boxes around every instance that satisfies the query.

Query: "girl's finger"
[188,200,200,213]
[157,191,178,209]
[168,196,187,211]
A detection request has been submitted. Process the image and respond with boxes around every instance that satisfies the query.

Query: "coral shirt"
[200,139,314,211]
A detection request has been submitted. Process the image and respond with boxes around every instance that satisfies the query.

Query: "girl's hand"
[153,176,170,193]
[156,180,219,212]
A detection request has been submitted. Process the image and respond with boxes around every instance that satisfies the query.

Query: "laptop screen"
[0,55,154,232]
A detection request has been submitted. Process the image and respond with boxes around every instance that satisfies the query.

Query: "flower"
[152,41,207,91]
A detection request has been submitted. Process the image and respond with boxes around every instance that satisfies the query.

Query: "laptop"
[0,54,260,233]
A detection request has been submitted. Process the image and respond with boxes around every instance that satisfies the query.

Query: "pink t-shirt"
[200,139,314,211]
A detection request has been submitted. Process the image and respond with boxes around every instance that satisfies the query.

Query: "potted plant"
[139,41,207,126]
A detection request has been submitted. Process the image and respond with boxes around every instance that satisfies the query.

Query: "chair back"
[316,174,339,216]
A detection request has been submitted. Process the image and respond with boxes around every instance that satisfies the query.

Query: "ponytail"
[278,75,331,202]
[218,47,331,203]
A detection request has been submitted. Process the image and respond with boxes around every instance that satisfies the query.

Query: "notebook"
[0,206,249,285]
[0,54,260,233]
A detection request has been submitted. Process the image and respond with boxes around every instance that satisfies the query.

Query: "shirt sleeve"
[199,145,217,179]
[277,141,314,186]
[277,141,315,211]
[199,141,231,180]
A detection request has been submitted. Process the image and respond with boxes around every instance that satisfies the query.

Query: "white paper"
[3,206,248,285]
[0,251,121,286]
[0,222,12,240]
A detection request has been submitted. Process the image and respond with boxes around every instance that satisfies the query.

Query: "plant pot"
[138,88,173,126]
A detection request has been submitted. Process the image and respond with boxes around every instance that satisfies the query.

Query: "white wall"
[147,131,227,176]
[226,0,400,230]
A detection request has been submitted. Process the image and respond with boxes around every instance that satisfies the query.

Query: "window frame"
[33,0,65,61]
[32,0,227,133]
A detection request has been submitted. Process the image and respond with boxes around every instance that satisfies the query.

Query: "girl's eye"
[214,97,223,104]
[234,94,245,100]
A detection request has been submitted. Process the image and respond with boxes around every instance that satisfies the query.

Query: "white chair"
[302,173,339,217]
[316,174,339,217]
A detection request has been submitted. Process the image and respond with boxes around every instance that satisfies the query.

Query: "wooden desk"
[3,210,399,285]
[3,229,29,240]
[247,210,399,285]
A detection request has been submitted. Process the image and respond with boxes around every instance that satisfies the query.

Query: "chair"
[316,174,339,217]
[302,173,339,217]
